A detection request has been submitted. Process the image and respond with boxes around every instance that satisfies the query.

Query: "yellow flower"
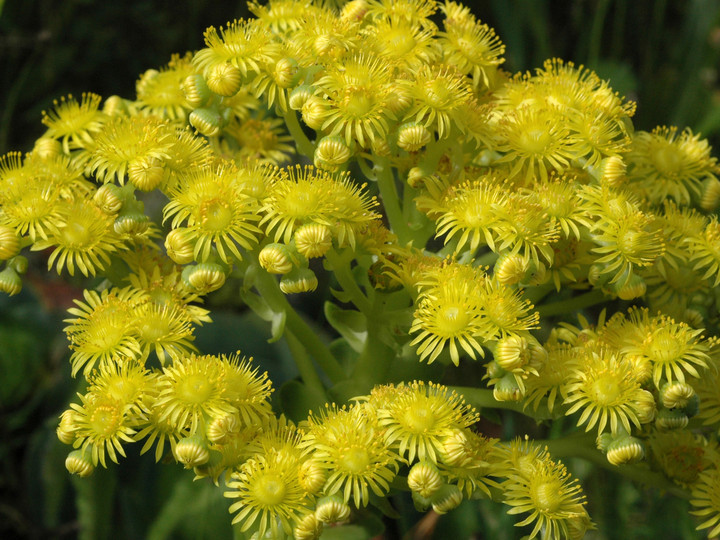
[41,93,106,154]
[619,310,709,387]
[224,448,312,537]
[85,115,175,186]
[314,54,395,148]
[218,352,274,426]
[406,64,473,138]
[69,392,136,467]
[223,115,294,165]
[163,162,263,263]
[376,381,479,464]
[627,126,719,206]
[64,287,145,376]
[136,53,195,121]
[691,467,720,538]
[438,8,505,88]
[502,453,591,540]
[31,198,122,276]
[409,262,488,365]
[155,353,236,433]
[302,404,400,508]
[260,165,379,249]
[564,349,648,434]
[132,301,197,364]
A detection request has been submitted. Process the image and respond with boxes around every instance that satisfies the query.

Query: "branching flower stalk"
[4,1,720,538]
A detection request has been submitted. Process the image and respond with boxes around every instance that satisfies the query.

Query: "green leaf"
[269,309,287,343]
[324,302,367,353]
[279,380,327,421]
[238,289,274,321]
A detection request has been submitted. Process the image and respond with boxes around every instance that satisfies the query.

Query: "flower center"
[253,472,287,506]
[340,446,370,474]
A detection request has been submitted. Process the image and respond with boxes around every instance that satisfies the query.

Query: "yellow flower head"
[502,454,591,540]
[377,381,479,464]
[86,115,175,186]
[224,448,312,537]
[41,93,106,154]
[69,392,136,467]
[218,352,274,427]
[438,9,505,88]
[223,116,294,165]
[155,353,236,433]
[261,165,379,249]
[564,349,649,434]
[627,126,719,206]
[31,198,122,277]
[163,162,263,263]
[302,404,400,508]
[406,64,473,138]
[64,287,146,376]
[136,53,195,121]
[409,262,488,365]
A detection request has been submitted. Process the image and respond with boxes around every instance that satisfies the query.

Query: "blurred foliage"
[1,1,720,539]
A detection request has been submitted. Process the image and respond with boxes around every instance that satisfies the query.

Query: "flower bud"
[273,57,299,88]
[340,0,368,22]
[294,512,323,540]
[206,414,240,445]
[33,137,62,159]
[660,381,695,409]
[655,407,688,430]
[701,177,720,212]
[183,262,227,293]
[174,435,210,468]
[114,213,150,235]
[165,228,195,265]
[596,432,614,452]
[494,335,530,371]
[128,156,165,191]
[192,449,225,483]
[93,184,123,214]
[315,495,350,524]
[0,226,21,260]
[280,267,318,294]
[182,74,212,107]
[206,62,243,97]
[0,267,22,296]
[298,459,326,495]
[431,484,463,514]
[633,389,657,424]
[408,461,443,498]
[189,108,223,137]
[397,122,432,152]
[57,409,79,445]
[301,96,327,130]
[259,243,294,274]
[494,253,530,286]
[492,373,522,401]
[294,224,332,258]
[65,448,94,477]
[103,95,129,116]
[289,84,314,111]
[613,273,646,300]
[314,136,351,171]
[606,435,645,466]
[599,155,626,187]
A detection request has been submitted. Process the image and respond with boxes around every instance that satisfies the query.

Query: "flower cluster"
[3,0,720,538]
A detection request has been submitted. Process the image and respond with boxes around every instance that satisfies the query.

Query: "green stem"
[587,0,611,67]
[535,288,608,318]
[283,307,346,383]
[282,109,315,158]
[324,248,373,315]
[252,265,346,383]
[351,297,395,387]
[540,435,691,500]
[375,157,413,245]
[284,329,327,398]
[418,136,454,175]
